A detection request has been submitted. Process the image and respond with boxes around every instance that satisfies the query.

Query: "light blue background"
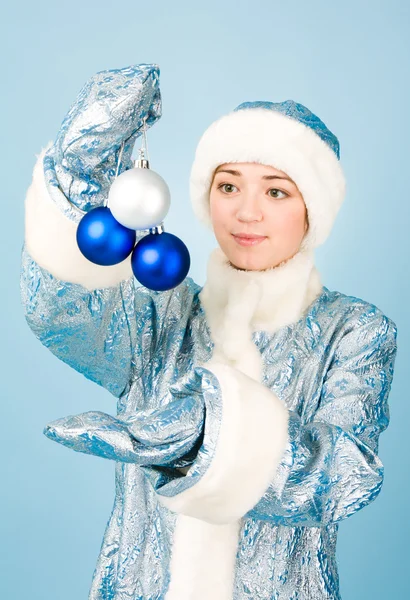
[2,1,409,598]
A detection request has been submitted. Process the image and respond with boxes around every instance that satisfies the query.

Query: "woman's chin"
[225,250,269,272]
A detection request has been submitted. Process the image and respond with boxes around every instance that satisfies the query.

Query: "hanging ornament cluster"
[76,118,190,291]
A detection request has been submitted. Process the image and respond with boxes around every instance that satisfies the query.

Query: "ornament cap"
[150,223,165,234]
[135,158,150,169]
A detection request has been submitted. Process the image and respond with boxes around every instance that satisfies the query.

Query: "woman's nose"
[236,195,263,222]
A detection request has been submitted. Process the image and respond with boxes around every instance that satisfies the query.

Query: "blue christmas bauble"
[131,232,190,291]
[77,206,136,266]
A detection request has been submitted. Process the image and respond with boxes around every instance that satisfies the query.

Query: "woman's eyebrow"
[262,174,293,181]
[214,168,293,182]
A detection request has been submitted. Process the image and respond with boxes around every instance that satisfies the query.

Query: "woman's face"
[209,162,308,271]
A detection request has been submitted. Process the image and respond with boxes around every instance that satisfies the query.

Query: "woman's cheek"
[214,203,231,231]
[274,203,306,233]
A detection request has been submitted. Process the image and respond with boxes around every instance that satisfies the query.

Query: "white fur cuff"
[24,145,134,291]
[157,361,289,524]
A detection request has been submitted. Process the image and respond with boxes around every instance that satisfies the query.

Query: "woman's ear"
[304,212,309,233]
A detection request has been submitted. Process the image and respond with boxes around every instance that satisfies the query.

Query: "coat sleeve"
[144,310,398,526]
[20,64,165,399]
[20,148,164,399]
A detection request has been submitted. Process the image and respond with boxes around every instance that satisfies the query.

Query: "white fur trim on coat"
[24,144,133,291]
[189,107,346,250]
[157,362,289,524]
[160,239,321,599]
[161,362,289,600]
[164,515,241,600]
[200,246,323,334]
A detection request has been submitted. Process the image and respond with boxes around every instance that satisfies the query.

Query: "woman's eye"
[218,183,238,193]
[268,188,288,199]
[217,183,288,198]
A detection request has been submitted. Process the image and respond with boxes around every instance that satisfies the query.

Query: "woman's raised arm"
[20,64,163,399]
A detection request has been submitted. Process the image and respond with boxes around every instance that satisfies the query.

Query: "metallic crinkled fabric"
[234,100,340,159]
[20,242,398,600]
[43,63,162,221]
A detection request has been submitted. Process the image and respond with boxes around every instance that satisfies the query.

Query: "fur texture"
[161,245,323,599]
[189,107,346,250]
[164,516,242,600]
[158,362,290,524]
[199,246,323,378]
[162,361,290,600]
[24,145,134,291]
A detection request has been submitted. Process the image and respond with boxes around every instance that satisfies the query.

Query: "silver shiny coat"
[20,242,397,599]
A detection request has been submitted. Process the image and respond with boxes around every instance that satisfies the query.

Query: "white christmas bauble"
[108,167,171,230]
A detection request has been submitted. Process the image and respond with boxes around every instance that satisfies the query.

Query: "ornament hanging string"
[138,116,150,163]
[115,141,125,179]
[106,116,150,210]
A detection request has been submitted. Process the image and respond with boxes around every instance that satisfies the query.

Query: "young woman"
[20,63,398,600]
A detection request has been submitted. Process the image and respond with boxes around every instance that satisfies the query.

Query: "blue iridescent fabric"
[43,63,162,221]
[20,64,397,599]
[234,100,341,159]
[20,241,397,599]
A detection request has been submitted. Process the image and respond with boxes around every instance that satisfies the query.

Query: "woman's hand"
[43,368,206,467]
[44,63,162,214]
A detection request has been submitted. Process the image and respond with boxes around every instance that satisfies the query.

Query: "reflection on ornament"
[131,228,190,292]
[76,206,136,266]
[108,167,170,230]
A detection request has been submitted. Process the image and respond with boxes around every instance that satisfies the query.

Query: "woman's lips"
[232,234,267,247]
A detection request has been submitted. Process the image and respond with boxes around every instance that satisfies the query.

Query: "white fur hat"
[189,100,346,250]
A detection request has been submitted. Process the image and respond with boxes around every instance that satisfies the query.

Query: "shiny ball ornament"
[131,231,191,291]
[76,207,136,266]
[108,167,171,230]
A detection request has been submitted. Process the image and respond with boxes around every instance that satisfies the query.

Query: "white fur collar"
[199,246,323,380]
